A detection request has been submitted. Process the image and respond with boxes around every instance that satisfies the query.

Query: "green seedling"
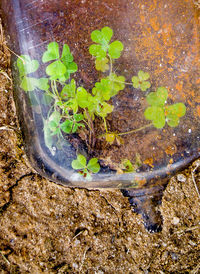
[42,42,78,82]
[71,154,100,180]
[144,87,186,128]
[16,26,187,180]
[89,26,124,61]
[132,70,151,91]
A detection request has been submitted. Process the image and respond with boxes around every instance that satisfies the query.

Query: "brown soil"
[0,17,200,273]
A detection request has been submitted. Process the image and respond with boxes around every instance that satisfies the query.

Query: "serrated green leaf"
[42,42,60,63]
[93,78,112,101]
[87,158,100,173]
[60,120,73,133]
[144,106,166,128]
[108,40,124,59]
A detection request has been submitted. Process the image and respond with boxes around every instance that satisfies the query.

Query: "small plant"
[16,26,187,181]
[71,154,100,180]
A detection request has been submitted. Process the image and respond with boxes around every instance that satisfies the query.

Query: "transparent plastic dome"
[1,0,199,188]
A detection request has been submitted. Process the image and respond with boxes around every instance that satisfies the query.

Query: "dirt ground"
[0,12,200,274]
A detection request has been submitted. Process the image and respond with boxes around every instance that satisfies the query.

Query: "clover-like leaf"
[165,103,186,127]
[92,78,112,101]
[91,26,113,45]
[72,154,87,170]
[132,70,151,91]
[42,42,60,63]
[89,27,123,61]
[20,77,38,92]
[95,57,109,72]
[108,73,125,96]
[60,120,73,134]
[138,70,150,81]
[61,79,76,99]
[17,55,39,77]
[105,133,116,145]
[108,41,124,59]
[76,87,91,108]
[37,78,50,91]
[74,113,84,122]
[46,60,67,80]
[89,44,107,59]
[97,102,114,118]
[87,158,100,173]
[146,87,168,106]
[144,106,166,128]
[121,159,135,173]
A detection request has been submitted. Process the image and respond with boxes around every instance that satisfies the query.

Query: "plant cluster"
[16,26,186,180]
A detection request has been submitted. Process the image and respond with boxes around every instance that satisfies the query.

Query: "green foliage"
[72,154,100,180]
[144,87,186,128]
[42,42,78,81]
[16,26,187,181]
[132,70,151,91]
[89,26,124,60]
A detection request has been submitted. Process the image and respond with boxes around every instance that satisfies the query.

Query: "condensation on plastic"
[1,0,199,189]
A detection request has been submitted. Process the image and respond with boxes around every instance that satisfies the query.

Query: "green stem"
[108,54,113,76]
[117,123,153,136]
[113,79,133,86]
[103,117,108,132]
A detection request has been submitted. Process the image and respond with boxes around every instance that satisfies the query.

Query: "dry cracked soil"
[0,12,200,274]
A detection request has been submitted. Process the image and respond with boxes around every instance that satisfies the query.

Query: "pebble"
[177,174,186,182]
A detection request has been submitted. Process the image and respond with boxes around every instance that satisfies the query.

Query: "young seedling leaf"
[146,87,168,106]
[132,70,151,91]
[89,44,107,59]
[17,55,39,77]
[105,133,116,145]
[95,57,109,72]
[72,154,87,170]
[144,106,166,128]
[42,42,60,63]
[60,120,73,133]
[76,87,90,108]
[37,78,50,91]
[46,60,67,79]
[87,158,100,173]
[108,40,124,59]
[20,77,38,92]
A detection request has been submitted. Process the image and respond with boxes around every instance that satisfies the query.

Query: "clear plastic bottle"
[1,0,199,191]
